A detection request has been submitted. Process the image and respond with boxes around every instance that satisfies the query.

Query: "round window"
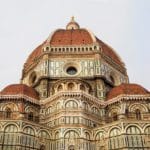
[66,67,77,75]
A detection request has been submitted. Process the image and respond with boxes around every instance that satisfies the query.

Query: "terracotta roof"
[24,41,46,69]
[0,84,39,100]
[107,83,150,100]
[96,38,124,66]
[24,25,124,71]
[50,29,93,46]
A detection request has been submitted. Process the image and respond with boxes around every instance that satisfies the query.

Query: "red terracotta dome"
[96,38,123,67]
[24,41,46,70]
[24,18,124,71]
[107,83,150,100]
[50,29,93,46]
[0,84,39,99]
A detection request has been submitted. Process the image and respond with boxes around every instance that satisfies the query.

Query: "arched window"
[55,132,59,139]
[145,126,150,133]
[95,131,104,141]
[126,126,143,148]
[39,130,50,149]
[65,130,79,139]
[112,112,118,121]
[65,100,78,109]
[145,126,150,145]
[39,130,50,139]
[22,127,37,149]
[94,46,97,50]
[84,132,91,150]
[135,109,141,120]
[95,131,105,150]
[56,102,61,110]
[64,130,79,149]
[28,112,34,121]
[68,83,75,90]
[109,128,121,150]
[57,85,63,92]
[80,84,85,91]
[40,145,45,150]
[55,132,59,149]
[83,102,88,110]
[2,124,18,149]
[5,107,12,119]
[63,131,80,150]
[110,128,120,137]
[23,126,35,135]
[92,107,99,115]
[85,132,90,140]
[125,108,129,117]
[110,75,115,84]
[46,106,53,114]
[68,145,75,150]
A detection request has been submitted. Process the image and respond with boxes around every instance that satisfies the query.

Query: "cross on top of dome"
[71,16,75,22]
[66,16,80,30]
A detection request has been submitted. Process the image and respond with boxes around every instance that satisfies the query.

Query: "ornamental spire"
[71,16,75,22]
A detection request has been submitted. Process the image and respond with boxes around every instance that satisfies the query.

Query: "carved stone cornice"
[106,94,150,106]
[0,94,39,105]
[40,91,105,106]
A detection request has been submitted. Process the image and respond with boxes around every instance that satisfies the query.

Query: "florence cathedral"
[0,17,150,150]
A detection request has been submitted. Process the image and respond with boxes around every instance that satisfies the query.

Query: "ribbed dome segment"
[0,84,39,99]
[24,41,46,70]
[50,29,93,46]
[107,83,150,100]
[96,38,124,67]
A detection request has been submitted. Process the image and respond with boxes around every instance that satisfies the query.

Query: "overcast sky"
[0,0,150,91]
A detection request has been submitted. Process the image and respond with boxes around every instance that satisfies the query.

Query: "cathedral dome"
[107,83,150,100]
[23,17,125,73]
[0,84,39,99]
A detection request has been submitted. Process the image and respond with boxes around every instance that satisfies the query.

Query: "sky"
[0,0,150,91]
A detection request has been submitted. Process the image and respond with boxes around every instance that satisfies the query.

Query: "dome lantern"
[66,16,80,30]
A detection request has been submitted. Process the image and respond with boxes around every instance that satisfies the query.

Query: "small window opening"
[5,108,12,118]
[135,109,141,120]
